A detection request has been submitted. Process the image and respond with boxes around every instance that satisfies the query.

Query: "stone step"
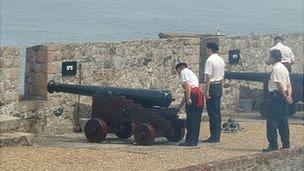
[0,115,21,133]
[0,132,34,147]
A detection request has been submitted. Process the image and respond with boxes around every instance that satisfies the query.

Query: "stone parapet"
[20,33,303,134]
[173,147,304,171]
[0,47,20,108]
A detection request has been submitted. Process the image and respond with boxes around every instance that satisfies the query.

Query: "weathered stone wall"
[22,33,303,134]
[1,33,302,135]
[174,147,304,171]
[24,38,201,133]
[218,33,303,111]
[0,47,20,115]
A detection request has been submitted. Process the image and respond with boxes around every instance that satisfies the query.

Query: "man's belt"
[270,90,285,98]
[210,80,222,85]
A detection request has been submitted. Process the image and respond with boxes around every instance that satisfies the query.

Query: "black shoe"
[280,145,290,149]
[202,137,213,142]
[179,142,195,146]
[262,147,278,152]
[202,138,219,143]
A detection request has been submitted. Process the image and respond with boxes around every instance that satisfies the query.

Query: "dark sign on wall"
[62,61,77,76]
[229,49,240,64]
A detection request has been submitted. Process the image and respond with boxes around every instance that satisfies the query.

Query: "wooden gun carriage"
[225,72,304,118]
[47,81,185,145]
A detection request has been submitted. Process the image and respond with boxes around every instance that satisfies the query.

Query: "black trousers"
[185,93,203,145]
[266,91,290,148]
[206,84,222,141]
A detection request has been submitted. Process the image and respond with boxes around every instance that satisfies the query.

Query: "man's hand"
[186,98,192,105]
[285,95,293,104]
[204,92,210,99]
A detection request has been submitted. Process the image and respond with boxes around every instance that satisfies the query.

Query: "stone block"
[0,47,19,57]
[34,76,47,89]
[189,38,201,45]
[34,84,48,98]
[32,63,47,73]
[0,115,21,133]
[1,79,18,90]
[36,48,48,63]
[187,55,199,64]
[1,89,18,104]
[0,58,4,68]
[26,48,38,63]
[0,132,34,147]
[47,51,62,62]
[0,68,19,79]
[4,55,20,68]
[47,62,61,74]
[46,44,60,51]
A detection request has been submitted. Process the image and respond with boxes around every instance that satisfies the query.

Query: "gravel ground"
[1,121,303,171]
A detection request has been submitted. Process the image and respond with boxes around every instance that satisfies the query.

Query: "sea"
[0,0,303,94]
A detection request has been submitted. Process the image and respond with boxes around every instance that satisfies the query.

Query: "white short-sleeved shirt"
[204,54,225,82]
[268,62,291,92]
[268,43,295,63]
[180,68,199,87]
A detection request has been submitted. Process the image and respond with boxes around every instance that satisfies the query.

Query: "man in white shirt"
[265,36,295,72]
[176,63,204,146]
[263,49,293,152]
[202,42,225,143]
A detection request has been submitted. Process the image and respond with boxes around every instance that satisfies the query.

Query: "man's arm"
[275,82,293,103]
[286,84,293,103]
[204,74,211,98]
[275,82,287,97]
[289,49,295,65]
[178,82,191,109]
[184,82,192,105]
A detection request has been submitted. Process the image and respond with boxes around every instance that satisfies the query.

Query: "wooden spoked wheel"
[115,122,133,139]
[134,123,156,146]
[166,128,185,142]
[84,118,108,143]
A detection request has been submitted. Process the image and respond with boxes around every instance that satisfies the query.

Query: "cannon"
[224,71,304,118]
[47,81,185,145]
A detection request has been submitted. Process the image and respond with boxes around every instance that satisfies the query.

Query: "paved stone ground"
[1,112,303,170]
[33,111,303,151]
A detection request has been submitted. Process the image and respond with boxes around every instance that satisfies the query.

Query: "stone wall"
[0,47,20,115]
[22,33,303,134]
[174,147,304,171]
[24,38,201,133]
[1,33,302,135]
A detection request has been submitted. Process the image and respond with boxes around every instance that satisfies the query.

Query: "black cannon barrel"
[47,80,174,108]
[225,72,304,85]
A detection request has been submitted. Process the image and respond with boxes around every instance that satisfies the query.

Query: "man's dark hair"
[270,49,282,62]
[206,42,219,52]
[175,62,188,70]
[274,36,283,42]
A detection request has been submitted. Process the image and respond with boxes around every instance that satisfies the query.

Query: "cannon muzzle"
[225,71,303,85]
[47,80,174,108]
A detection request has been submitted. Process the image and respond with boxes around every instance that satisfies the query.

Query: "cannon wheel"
[134,123,156,145]
[115,122,133,139]
[84,118,108,143]
[166,128,185,142]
